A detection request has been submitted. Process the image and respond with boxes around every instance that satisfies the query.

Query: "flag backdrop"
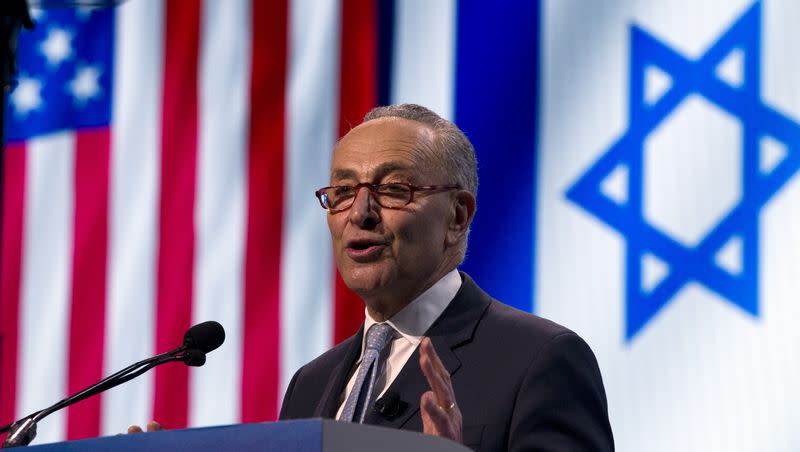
[1,1,798,451]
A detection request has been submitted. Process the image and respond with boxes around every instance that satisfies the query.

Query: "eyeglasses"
[315,182,461,213]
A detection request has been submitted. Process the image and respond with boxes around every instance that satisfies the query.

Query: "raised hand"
[418,337,462,443]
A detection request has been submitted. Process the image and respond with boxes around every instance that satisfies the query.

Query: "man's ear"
[445,190,476,247]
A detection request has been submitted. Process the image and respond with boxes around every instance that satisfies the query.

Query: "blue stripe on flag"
[455,0,540,312]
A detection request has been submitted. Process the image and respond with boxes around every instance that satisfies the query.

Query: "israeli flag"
[536,1,800,450]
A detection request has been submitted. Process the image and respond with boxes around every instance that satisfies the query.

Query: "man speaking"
[278,104,614,451]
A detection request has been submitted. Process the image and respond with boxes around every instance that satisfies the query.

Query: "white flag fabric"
[538,1,800,451]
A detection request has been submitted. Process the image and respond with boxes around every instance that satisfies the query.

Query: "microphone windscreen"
[183,349,207,367]
[374,391,404,418]
[184,321,225,353]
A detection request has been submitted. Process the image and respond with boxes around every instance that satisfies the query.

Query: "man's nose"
[348,186,380,228]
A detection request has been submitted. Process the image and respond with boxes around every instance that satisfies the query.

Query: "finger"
[420,341,451,408]
[420,391,456,439]
[419,338,454,406]
[127,425,143,434]
[146,421,163,432]
[420,352,447,405]
[421,338,452,390]
[419,391,439,436]
[421,337,448,375]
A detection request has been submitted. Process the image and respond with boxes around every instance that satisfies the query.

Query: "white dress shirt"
[335,269,463,420]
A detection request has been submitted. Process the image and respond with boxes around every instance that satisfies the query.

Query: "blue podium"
[22,419,471,451]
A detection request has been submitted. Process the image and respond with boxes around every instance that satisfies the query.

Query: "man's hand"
[126,421,163,434]
[419,337,462,443]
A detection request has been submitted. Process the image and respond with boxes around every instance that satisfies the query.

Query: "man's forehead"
[331,161,416,182]
[347,116,434,139]
[337,118,436,152]
[330,118,438,180]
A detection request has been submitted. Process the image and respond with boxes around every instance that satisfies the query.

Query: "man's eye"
[333,186,355,197]
[379,184,409,193]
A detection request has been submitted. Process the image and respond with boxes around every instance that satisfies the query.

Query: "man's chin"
[340,266,393,296]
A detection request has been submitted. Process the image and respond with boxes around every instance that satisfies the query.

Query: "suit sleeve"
[278,366,302,420]
[508,332,614,452]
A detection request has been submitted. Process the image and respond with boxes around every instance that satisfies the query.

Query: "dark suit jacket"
[279,273,614,451]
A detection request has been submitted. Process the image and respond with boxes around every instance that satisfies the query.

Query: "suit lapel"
[365,273,491,429]
[314,325,364,418]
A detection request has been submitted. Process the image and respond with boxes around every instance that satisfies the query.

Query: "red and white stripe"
[281,0,340,398]
[16,133,75,444]
[190,0,249,427]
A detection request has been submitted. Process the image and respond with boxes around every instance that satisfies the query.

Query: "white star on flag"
[9,76,44,118]
[40,27,74,67]
[29,7,45,21]
[68,65,102,106]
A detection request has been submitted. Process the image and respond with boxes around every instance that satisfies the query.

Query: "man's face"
[327,118,454,302]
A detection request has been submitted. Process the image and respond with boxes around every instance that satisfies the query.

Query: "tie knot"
[365,323,393,352]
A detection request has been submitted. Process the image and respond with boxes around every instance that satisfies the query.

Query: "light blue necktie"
[340,323,394,423]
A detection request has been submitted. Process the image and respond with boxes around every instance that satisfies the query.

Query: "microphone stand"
[1,345,200,448]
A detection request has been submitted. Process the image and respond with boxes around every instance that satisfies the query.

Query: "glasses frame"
[315,182,461,213]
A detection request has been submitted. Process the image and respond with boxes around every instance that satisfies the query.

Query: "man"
[278,104,614,451]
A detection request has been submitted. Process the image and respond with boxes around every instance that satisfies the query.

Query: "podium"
[22,419,471,451]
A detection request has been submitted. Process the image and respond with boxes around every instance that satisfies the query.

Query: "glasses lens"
[374,183,412,208]
[321,186,356,210]
[319,184,413,210]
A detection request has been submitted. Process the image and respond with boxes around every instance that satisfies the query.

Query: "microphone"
[183,320,225,354]
[183,348,207,367]
[1,321,225,448]
[373,391,407,419]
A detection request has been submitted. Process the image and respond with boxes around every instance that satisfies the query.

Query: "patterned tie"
[340,322,394,423]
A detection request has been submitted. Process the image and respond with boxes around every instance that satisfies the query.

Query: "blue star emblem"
[566,2,800,341]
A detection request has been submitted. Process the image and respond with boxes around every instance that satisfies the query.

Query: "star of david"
[566,2,800,341]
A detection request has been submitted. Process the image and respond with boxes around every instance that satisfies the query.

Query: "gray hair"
[363,104,478,195]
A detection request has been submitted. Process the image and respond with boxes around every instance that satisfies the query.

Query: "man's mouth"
[345,239,387,261]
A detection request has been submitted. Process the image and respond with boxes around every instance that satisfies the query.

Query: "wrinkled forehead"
[330,118,440,182]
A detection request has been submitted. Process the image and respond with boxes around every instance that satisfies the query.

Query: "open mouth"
[346,238,386,250]
[345,239,387,261]
[349,242,374,251]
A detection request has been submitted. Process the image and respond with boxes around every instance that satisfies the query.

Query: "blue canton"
[5,8,113,142]
[566,2,800,341]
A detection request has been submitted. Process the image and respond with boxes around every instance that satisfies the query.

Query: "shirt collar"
[362,269,462,350]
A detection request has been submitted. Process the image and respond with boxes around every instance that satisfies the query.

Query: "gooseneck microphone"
[183,320,225,355]
[0,321,225,448]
